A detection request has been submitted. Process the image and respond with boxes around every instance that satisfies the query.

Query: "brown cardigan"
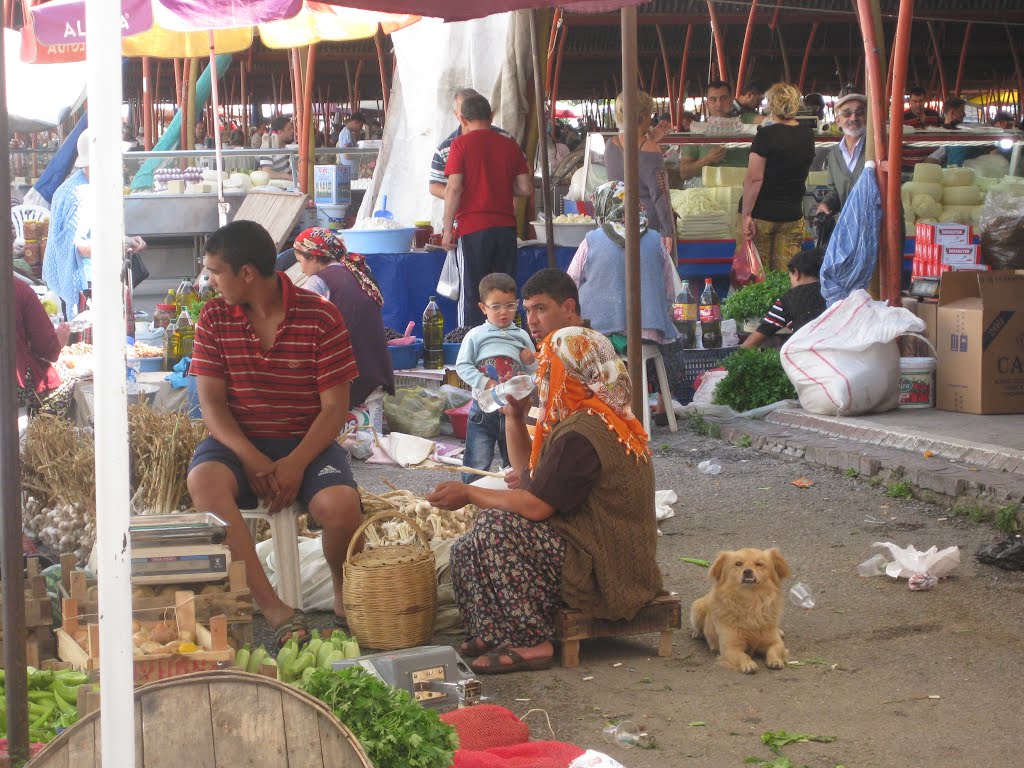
[543,411,663,621]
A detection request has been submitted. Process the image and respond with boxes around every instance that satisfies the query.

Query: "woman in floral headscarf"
[427,326,663,674]
[568,181,679,351]
[293,227,394,406]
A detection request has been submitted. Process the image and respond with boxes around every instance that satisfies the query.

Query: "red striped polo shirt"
[190,275,358,438]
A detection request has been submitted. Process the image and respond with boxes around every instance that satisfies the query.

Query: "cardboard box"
[939,244,982,266]
[313,164,351,205]
[936,271,1024,414]
[900,295,939,357]
[916,222,974,246]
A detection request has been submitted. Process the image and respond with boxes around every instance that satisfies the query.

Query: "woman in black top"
[742,248,826,349]
[741,83,815,272]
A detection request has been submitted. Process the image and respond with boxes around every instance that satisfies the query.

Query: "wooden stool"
[555,594,682,668]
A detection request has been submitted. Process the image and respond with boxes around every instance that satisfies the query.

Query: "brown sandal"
[471,644,553,675]
[459,638,492,657]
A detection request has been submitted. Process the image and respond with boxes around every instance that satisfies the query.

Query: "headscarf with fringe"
[293,226,383,305]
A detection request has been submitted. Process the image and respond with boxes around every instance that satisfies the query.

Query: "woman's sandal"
[458,638,492,658]
[471,644,554,675]
[273,613,311,649]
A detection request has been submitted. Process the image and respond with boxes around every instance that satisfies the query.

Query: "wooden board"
[141,677,216,768]
[281,692,326,768]
[232,191,308,251]
[556,595,682,668]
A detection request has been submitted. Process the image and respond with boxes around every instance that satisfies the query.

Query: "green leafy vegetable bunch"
[713,348,797,412]
[723,271,791,323]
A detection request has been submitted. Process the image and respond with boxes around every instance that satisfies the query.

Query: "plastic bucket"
[445,402,471,440]
[898,357,936,408]
[316,204,348,232]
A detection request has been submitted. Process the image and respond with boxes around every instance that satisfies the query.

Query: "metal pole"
[798,22,820,92]
[954,22,972,97]
[530,9,555,266]
[926,21,947,102]
[551,22,568,137]
[706,0,728,85]
[736,0,758,100]
[655,26,673,124]
[1007,25,1024,118]
[86,0,136,763]
[0,23,30,768]
[621,7,643,423]
[677,24,693,127]
[776,26,791,84]
[374,26,389,116]
[887,0,914,306]
[142,56,153,151]
[302,44,319,196]
[208,35,227,227]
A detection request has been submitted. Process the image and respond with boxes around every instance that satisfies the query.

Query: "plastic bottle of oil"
[422,296,444,369]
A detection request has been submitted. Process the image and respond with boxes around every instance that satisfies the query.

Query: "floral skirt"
[450,508,565,649]
[18,368,74,418]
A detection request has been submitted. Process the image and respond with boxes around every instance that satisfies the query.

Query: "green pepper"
[28,690,55,703]
[54,670,89,687]
[53,679,80,707]
[31,703,55,730]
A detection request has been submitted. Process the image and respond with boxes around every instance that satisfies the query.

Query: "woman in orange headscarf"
[428,326,663,674]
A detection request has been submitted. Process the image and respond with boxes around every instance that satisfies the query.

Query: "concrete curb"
[708,414,1024,513]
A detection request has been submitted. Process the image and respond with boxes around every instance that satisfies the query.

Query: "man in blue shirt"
[336,112,365,149]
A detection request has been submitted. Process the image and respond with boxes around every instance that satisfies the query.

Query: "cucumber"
[288,651,316,679]
[316,641,335,669]
[301,666,318,684]
[343,639,361,659]
[323,649,345,670]
[246,647,268,674]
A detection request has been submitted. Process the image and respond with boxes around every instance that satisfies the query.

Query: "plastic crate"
[674,347,737,404]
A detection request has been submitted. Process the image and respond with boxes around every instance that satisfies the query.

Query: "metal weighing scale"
[129,513,231,584]
[909,277,941,299]
[333,646,482,711]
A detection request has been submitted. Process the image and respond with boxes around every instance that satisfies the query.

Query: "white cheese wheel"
[902,181,943,201]
[911,194,942,220]
[249,170,270,187]
[229,172,252,191]
[940,185,982,206]
[912,163,943,183]
[939,205,975,224]
[942,167,977,187]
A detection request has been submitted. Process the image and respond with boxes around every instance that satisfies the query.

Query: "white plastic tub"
[898,357,937,408]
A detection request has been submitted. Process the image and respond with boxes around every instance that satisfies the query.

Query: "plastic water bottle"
[697,459,722,475]
[602,720,640,749]
[475,375,536,413]
[788,582,815,609]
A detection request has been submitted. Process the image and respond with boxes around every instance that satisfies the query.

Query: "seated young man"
[187,220,361,646]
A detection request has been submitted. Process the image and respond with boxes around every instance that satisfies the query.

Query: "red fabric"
[453,742,586,768]
[14,278,63,394]
[189,274,357,438]
[445,128,528,239]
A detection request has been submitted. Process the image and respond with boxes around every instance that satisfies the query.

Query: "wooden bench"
[555,594,682,667]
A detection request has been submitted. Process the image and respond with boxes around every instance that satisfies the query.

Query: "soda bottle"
[672,280,697,349]
[422,295,444,369]
[699,278,722,349]
[476,375,536,413]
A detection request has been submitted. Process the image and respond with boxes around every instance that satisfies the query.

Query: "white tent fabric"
[356,13,519,229]
[4,29,87,132]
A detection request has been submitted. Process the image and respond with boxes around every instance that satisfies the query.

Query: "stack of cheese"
[670,187,733,240]
[902,156,1017,229]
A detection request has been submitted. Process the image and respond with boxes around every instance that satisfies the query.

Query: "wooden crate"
[60,556,253,645]
[57,590,234,684]
[0,556,56,668]
[555,594,682,668]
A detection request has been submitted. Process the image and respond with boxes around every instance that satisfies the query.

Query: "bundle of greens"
[301,667,459,768]
[712,348,797,413]
[722,271,791,324]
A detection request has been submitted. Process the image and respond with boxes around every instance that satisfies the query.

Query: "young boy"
[455,273,537,482]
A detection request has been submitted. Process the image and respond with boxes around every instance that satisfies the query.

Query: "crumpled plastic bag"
[873,541,960,579]
[979,189,1024,270]
[569,751,626,768]
[383,386,445,438]
[342,428,375,461]
[976,536,1024,571]
[655,489,677,522]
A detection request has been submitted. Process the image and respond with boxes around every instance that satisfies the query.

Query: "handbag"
[129,251,150,288]
[729,238,764,291]
[436,249,460,301]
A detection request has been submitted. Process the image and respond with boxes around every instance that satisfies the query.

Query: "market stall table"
[71,371,188,426]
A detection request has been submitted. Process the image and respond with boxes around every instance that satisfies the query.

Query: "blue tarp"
[820,163,881,306]
[30,115,88,204]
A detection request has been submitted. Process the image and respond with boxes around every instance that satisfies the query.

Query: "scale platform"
[129,513,231,584]
[333,645,481,710]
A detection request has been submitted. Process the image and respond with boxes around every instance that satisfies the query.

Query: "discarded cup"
[788,582,815,609]
[697,459,722,475]
[602,720,641,749]
[857,553,889,578]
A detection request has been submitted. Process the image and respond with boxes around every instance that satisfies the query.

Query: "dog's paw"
[765,656,786,670]
[739,658,759,674]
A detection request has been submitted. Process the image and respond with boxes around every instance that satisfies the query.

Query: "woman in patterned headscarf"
[293,227,393,406]
[427,326,663,674]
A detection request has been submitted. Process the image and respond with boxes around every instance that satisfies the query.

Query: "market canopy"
[315,0,650,22]
[3,28,86,131]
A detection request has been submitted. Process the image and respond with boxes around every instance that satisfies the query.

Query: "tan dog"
[690,548,791,674]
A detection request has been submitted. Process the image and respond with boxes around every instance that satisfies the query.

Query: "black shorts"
[188,436,356,509]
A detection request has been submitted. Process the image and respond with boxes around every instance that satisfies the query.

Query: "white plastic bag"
[436,250,460,301]
[780,290,924,416]
[872,541,960,580]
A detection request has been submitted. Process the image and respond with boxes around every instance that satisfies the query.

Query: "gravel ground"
[256,424,1024,767]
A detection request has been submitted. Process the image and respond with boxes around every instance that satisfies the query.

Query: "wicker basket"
[342,512,437,650]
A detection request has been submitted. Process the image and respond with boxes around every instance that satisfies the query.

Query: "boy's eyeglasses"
[484,302,519,312]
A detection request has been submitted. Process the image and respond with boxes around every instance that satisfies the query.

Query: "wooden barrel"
[26,670,373,768]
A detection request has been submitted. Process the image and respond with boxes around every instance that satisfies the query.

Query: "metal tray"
[129,512,227,544]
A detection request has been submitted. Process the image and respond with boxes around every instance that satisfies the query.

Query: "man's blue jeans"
[462,402,509,483]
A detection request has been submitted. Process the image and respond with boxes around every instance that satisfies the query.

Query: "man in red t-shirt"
[187,220,361,647]
[442,94,532,327]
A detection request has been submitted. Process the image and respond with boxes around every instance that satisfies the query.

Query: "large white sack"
[780,290,925,416]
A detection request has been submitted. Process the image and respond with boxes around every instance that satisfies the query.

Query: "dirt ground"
[266,425,1024,767]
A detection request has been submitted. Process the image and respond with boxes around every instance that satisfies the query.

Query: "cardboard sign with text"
[936,271,1024,414]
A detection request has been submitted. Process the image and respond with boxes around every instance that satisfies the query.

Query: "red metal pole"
[1008,25,1024,117]
[706,0,728,85]
[926,21,947,101]
[776,25,792,84]
[954,22,972,96]
[769,4,781,30]
[855,0,891,301]
[885,26,896,106]
[656,25,674,124]
[300,44,317,194]
[736,0,758,100]
[551,22,568,134]
[886,0,913,306]
[545,10,562,97]
[798,22,819,92]
[240,59,248,137]
[676,24,694,127]
[374,26,389,115]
